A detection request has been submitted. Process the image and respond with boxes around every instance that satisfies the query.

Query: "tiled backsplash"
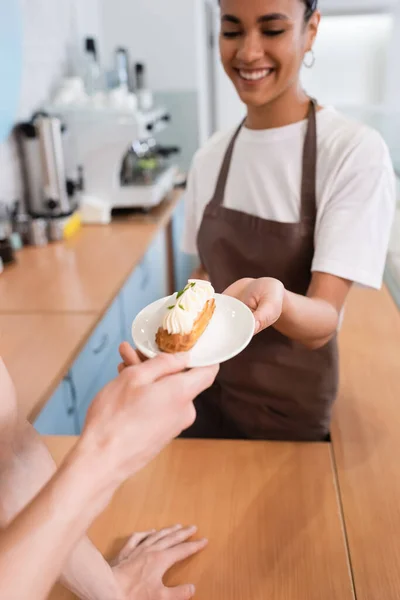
[0,0,99,204]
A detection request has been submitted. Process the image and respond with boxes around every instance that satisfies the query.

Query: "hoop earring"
[303,49,315,69]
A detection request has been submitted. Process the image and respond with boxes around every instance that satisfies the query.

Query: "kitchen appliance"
[0,202,16,264]
[115,47,132,91]
[83,37,104,96]
[44,104,179,221]
[28,218,48,247]
[121,138,180,186]
[134,63,153,112]
[18,113,83,219]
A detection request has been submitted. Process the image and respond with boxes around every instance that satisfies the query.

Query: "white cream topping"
[162,279,215,335]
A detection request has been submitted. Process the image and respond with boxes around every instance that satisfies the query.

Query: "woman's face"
[219,0,319,108]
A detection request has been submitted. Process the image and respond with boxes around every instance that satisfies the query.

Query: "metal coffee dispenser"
[18,113,83,218]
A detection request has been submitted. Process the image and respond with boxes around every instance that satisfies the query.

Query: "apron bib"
[193,100,338,442]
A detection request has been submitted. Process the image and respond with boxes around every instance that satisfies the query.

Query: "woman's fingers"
[223,278,254,299]
[250,279,285,332]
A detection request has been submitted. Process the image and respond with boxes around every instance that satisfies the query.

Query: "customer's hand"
[111,525,207,600]
[80,352,219,485]
[118,342,146,372]
[224,277,285,335]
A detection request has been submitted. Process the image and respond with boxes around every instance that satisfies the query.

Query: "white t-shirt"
[182,107,396,290]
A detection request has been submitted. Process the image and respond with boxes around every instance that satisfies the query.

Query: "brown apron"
[186,100,338,442]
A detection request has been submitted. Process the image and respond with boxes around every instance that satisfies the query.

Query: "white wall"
[302,14,393,107]
[99,0,198,91]
[384,1,400,108]
[319,0,397,15]
[214,13,394,131]
[0,0,102,202]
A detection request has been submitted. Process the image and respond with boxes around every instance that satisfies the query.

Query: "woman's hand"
[110,525,207,600]
[224,278,285,335]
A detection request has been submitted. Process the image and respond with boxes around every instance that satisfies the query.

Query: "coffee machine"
[44,104,179,223]
[18,113,83,218]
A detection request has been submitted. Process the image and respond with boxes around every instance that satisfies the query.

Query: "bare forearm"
[274,290,339,349]
[0,445,118,600]
[0,421,119,600]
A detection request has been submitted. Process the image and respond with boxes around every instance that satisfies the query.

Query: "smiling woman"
[181,0,396,441]
[218,0,320,127]
[0,0,22,143]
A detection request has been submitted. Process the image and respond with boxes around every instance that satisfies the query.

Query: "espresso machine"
[18,113,83,219]
[44,104,180,223]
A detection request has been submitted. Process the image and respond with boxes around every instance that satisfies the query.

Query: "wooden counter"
[0,193,178,314]
[332,287,400,600]
[44,437,355,600]
[0,313,98,422]
[0,192,181,421]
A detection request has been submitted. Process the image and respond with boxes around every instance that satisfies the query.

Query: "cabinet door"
[120,259,149,342]
[34,379,78,436]
[144,227,168,304]
[172,199,198,291]
[77,345,121,432]
[120,227,168,341]
[71,296,123,408]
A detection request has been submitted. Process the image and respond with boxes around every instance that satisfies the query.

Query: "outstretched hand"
[224,278,285,335]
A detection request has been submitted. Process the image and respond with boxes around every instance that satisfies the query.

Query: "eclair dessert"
[156,279,216,353]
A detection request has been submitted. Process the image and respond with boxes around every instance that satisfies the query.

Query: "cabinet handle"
[141,256,149,289]
[64,373,81,434]
[92,333,109,355]
[141,270,150,289]
[63,374,77,416]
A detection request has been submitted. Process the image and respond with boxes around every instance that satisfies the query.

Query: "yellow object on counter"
[63,212,82,240]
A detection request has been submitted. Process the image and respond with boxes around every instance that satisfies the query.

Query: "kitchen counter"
[0,190,181,421]
[332,286,400,600]
[0,193,179,314]
[44,437,355,600]
[40,286,400,600]
[2,186,400,596]
[0,313,97,422]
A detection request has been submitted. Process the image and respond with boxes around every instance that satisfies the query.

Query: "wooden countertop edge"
[26,314,102,423]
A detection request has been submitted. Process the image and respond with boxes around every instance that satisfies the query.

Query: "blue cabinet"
[77,345,121,431]
[120,227,168,342]
[34,378,78,435]
[37,209,188,435]
[71,295,123,410]
[171,198,198,291]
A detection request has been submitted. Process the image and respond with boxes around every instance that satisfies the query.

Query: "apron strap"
[301,98,317,224]
[209,100,318,226]
[209,119,244,208]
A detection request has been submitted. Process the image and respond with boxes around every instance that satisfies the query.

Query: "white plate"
[132,294,255,368]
